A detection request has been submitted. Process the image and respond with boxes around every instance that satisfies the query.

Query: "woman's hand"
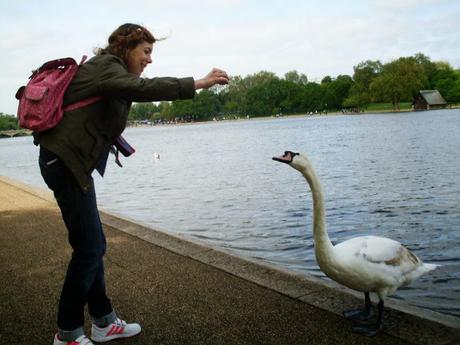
[195,68,229,90]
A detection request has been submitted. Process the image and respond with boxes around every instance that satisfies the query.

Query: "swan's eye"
[284,151,299,159]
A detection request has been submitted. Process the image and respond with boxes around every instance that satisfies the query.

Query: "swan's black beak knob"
[272,151,298,164]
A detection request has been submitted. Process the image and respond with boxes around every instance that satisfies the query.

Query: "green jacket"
[35,53,195,193]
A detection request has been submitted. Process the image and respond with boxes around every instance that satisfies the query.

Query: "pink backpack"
[15,55,101,132]
[15,55,135,161]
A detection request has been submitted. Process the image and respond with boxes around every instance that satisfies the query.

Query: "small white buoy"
[153,152,160,159]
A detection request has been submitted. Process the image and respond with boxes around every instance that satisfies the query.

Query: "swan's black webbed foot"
[343,308,373,321]
[351,298,384,337]
[352,323,381,337]
[343,292,373,321]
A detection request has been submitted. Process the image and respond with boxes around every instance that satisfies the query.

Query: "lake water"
[1,110,459,318]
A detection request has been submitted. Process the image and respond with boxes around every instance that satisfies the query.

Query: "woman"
[35,23,229,345]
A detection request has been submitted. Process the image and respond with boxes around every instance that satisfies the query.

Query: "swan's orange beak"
[272,151,297,164]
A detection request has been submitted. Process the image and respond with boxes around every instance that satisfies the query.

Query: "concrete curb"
[2,175,459,345]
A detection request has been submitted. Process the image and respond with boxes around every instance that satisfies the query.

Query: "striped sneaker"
[53,334,94,345]
[91,318,141,342]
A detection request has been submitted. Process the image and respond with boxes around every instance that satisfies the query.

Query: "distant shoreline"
[126,108,417,128]
[0,129,31,139]
[2,107,457,138]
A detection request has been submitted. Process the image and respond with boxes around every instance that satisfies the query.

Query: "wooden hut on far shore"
[412,90,447,111]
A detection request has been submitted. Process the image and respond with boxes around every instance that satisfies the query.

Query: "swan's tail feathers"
[403,262,439,286]
[423,263,439,272]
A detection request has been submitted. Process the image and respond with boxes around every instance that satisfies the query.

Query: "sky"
[1,0,459,115]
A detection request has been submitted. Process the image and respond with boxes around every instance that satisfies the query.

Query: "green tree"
[192,89,221,120]
[245,71,278,87]
[300,82,323,112]
[344,60,382,110]
[353,60,383,87]
[171,99,194,119]
[170,89,222,121]
[370,57,428,109]
[321,75,353,110]
[321,76,332,85]
[0,114,19,130]
[279,80,305,114]
[222,71,280,116]
[129,102,158,120]
[284,70,308,85]
[220,75,247,116]
[244,78,287,116]
[414,52,437,88]
[158,101,173,121]
[431,61,459,102]
[447,70,460,103]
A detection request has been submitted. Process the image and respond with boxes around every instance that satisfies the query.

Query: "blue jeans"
[39,147,114,340]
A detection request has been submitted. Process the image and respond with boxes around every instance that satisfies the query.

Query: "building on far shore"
[412,90,447,111]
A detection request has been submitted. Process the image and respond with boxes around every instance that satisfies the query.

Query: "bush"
[0,114,19,131]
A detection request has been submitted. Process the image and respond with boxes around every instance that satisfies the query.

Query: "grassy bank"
[365,102,412,112]
[0,129,31,138]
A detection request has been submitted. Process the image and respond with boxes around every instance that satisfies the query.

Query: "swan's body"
[273,151,438,336]
[320,235,436,299]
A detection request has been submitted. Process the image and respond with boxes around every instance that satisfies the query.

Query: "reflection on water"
[1,110,459,318]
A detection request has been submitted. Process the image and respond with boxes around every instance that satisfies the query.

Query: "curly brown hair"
[96,23,156,63]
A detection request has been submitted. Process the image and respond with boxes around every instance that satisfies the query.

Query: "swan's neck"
[300,165,334,265]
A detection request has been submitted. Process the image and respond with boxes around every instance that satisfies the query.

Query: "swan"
[272,151,438,336]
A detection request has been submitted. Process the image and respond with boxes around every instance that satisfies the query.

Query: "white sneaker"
[53,334,94,345]
[91,318,141,342]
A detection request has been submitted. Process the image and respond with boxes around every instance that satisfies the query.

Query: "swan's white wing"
[329,236,427,296]
[334,235,426,284]
[334,236,410,264]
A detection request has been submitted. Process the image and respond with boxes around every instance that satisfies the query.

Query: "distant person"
[35,23,229,345]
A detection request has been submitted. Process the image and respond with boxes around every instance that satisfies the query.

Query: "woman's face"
[126,41,153,75]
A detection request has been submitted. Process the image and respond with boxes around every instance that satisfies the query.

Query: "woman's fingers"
[196,68,229,89]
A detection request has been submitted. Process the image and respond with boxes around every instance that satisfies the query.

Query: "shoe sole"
[91,329,141,343]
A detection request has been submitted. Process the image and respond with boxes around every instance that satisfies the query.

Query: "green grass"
[365,102,412,111]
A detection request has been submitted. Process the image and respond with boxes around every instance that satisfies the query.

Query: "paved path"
[0,176,458,345]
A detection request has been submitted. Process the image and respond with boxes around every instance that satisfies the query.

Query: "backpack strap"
[63,96,103,112]
[61,55,101,111]
[79,55,88,65]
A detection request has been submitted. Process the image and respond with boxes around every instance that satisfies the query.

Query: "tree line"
[1,52,459,131]
[128,53,460,123]
[0,113,19,131]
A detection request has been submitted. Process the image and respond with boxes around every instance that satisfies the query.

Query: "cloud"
[373,0,451,9]
[1,0,459,115]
